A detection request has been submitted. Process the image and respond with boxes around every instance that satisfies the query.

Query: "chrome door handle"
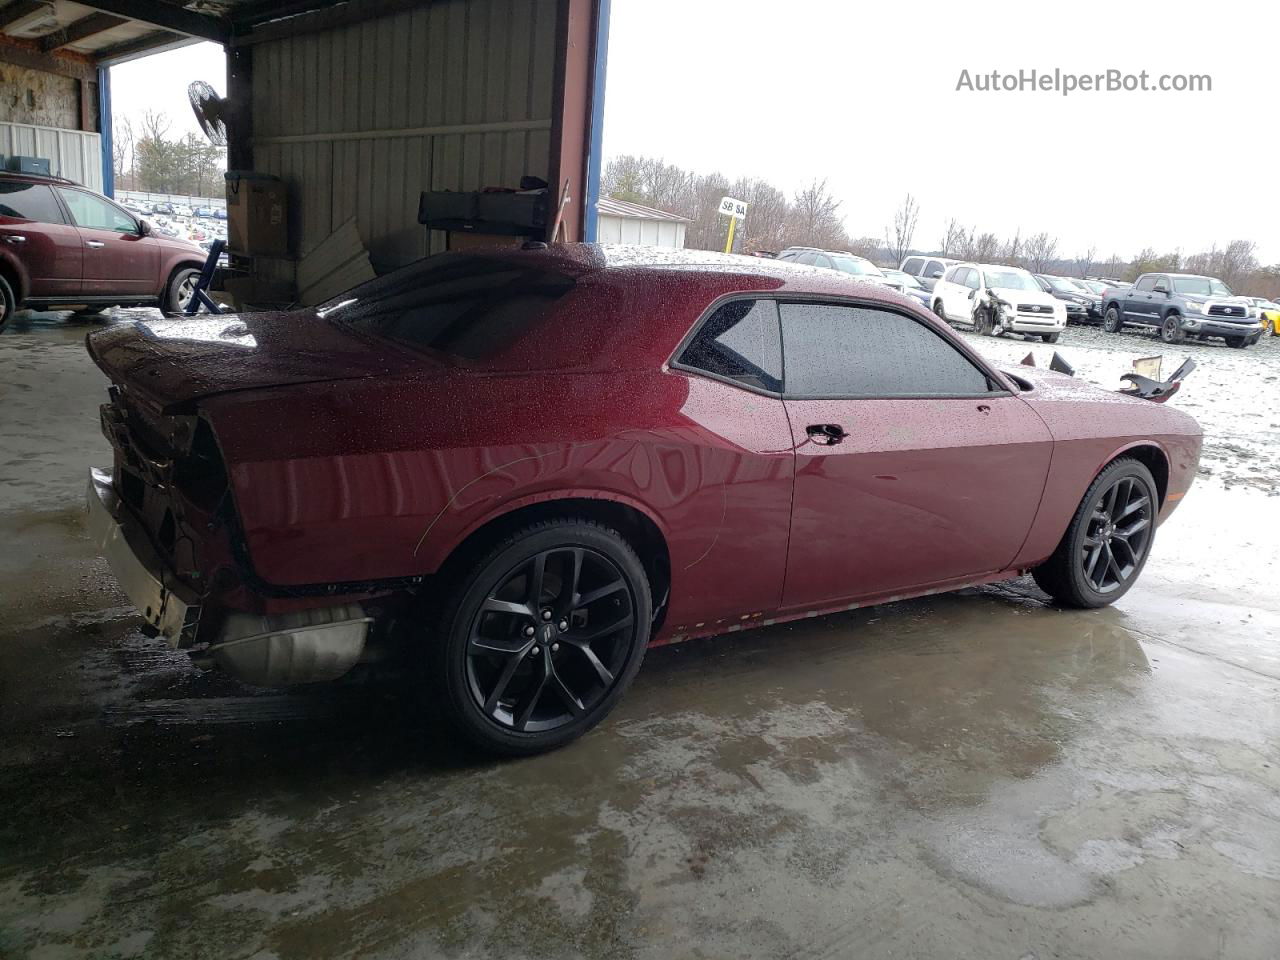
[4,235,26,243]
[85,240,105,248]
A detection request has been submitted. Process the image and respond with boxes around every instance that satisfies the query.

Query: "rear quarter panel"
[203,366,796,630]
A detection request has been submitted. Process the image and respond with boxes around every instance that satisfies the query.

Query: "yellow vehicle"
[1249,298,1279,336]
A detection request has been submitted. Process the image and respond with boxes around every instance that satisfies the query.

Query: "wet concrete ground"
[1,312,1279,959]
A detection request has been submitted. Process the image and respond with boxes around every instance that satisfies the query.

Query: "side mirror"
[929,270,944,279]
[137,219,152,237]
[967,289,977,300]
[1153,282,1169,295]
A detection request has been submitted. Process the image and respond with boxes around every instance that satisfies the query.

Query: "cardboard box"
[225,172,288,256]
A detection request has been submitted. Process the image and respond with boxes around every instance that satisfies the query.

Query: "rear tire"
[429,517,652,756]
[1103,305,1123,333]
[0,274,14,334]
[1032,458,1158,609]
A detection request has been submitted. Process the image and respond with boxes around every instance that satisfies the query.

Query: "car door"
[0,180,83,297]
[946,267,972,317]
[921,258,947,291]
[55,187,160,299]
[777,300,1053,609]
[1124,275,1156,323]
[960,267,983,322]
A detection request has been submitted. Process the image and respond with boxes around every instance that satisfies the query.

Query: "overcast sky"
[111,0,1279,263]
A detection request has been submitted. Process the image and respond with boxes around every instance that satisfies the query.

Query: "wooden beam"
[74,0,228,44]
[77,77,95,130]
[0,0,46,31]
[0,35,96,82]
[39,12,127,52]
[93,28,190,65]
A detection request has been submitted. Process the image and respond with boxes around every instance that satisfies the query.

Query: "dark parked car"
[0,172,207,330]
[1035,274,1102,324]
[86,245,1202,755]
[1101,273,1263,347]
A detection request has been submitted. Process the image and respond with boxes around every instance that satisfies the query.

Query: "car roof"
[0,170,78,187]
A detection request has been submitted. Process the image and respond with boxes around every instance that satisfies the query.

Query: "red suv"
[0,172,207,331]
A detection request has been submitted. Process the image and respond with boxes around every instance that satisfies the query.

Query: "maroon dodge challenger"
[86,245,1202,754]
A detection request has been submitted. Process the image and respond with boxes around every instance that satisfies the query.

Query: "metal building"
[1,0,611,296]
[595,196,688,248]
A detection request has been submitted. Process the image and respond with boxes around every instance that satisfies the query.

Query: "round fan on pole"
[189,80,230,147]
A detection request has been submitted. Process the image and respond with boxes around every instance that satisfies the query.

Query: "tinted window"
[1135,276,1156,291]
[326,256,574,360]
[0,182,65,223]
[56,188,137,232]
[678,299,782,393]
[901,257,923,275]
[779,302,992,397]
[925,260,946,278]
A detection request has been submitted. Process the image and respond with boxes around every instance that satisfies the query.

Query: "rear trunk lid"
[86,311,426,408]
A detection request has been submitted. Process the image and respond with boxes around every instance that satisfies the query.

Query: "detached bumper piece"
[87,467,200,647]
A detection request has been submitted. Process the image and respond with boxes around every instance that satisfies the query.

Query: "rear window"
[0,181,65,223]
[324,256,575,360]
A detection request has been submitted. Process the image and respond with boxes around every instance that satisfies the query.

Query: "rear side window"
[678,299,783,393]
[948,267,968,285]
[326,256,575,360]
[1135,276,1156,291]
[779,302,992,397]
[0,182,65,223]
[901,257,923,275]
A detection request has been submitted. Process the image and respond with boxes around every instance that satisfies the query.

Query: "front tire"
[973,305,992,335]
[1225,335,1248,349]
[1032,458,1158,609]
[163,267,202,315]
[1103,305,1123,333]
[1161,314,1185,344]
[933,300,948,325]
[430,518,652,756]
[1041,332,1060,344]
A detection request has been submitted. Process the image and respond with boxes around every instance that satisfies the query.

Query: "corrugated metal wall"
[596,215,686,249]
[250,0,559,279]
[0,122,103,192]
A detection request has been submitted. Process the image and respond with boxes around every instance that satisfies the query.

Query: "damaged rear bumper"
[87,466,372,684]
[86,466,201,647]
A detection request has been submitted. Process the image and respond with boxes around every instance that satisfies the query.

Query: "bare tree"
[938,218,966,257]
[1024,232,1059,273]
[847,236,882,261]
[784,179,849,251]
[731,176,789,254]
[883,193,919,268]
[969,231,1001,262]
[112,116,134,188]
[1074,245,1097,279]
[1002,227,1023,267]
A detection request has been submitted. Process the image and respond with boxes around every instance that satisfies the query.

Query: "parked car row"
[120,197,227,221]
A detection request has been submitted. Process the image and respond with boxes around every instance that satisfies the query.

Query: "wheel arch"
[0,252,27,304]
[1102,441,1169,508]
[432,495,673,632]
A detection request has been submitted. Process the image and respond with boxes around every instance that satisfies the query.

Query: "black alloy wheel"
[1161,314,1185,344]
[1077,475,1154,596]
[432,518,651,755]
[1103,306,1123,333]
[1032,458,1158,608]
